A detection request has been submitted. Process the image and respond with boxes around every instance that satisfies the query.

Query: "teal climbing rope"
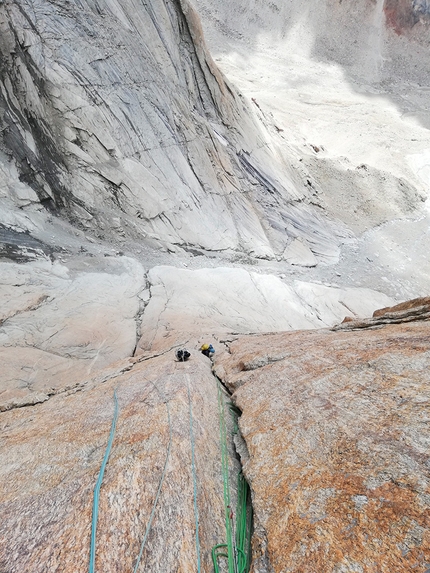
[88,373,250,573]
[88,380,173,573]
[133,380,173,572]
[89,389,119,573]
[186,374,202,573]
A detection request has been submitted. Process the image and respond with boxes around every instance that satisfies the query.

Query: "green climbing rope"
[89,389,119,573]
[235,472,252,573]
[214,380,236,573]
[212,381,253,573]
[186,374,202,573]
[88,372,251,573]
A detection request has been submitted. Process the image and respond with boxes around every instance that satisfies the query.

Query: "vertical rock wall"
[0,0,345,261]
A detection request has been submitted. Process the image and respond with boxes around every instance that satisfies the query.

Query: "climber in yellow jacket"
[200,343,215,358]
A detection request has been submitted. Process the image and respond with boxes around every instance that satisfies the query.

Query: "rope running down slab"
[212,383,252,573]
[88,381,173,573]
[89,389,119,573]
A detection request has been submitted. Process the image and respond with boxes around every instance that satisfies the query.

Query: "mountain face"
[214,300,430,573]
[0,0,429,572]
[3,0,428,265]
[0,0,345,262]
[2,0,429,278]
[1,299,429,573]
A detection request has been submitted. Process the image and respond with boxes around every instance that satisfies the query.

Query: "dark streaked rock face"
[385,0,430,34]
[0,225,53,262]
[0,0,345,262]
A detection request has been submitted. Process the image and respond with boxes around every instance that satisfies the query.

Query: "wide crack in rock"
[214,300,430,572]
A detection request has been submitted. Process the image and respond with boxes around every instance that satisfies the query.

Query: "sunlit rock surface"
[214,300,430,572]
[0,353,236,573]
[1,0,430,571]
[135,265,393,354]
[2,291,428,573]
[0,257,145,411]
[1,256,394,411]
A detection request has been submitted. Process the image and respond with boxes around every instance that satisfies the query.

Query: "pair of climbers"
[176,349,191,362]
[175,343,215,362]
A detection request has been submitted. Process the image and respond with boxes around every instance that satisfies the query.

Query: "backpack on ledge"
[176,349,191,362]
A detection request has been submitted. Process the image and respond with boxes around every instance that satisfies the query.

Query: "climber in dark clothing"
[176,349,190,362]
[200,343,215,358]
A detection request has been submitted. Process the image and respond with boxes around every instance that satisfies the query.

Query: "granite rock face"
[136,265,394,354]
[0,0,347,264]
[0,257,146,411]
[373,296,430,318]
[1,0,430,571]
[1,0,429,274]
[0,352,239,573]
[0,256,395,413]
[0,268,428,573]
[214,303,430,573]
